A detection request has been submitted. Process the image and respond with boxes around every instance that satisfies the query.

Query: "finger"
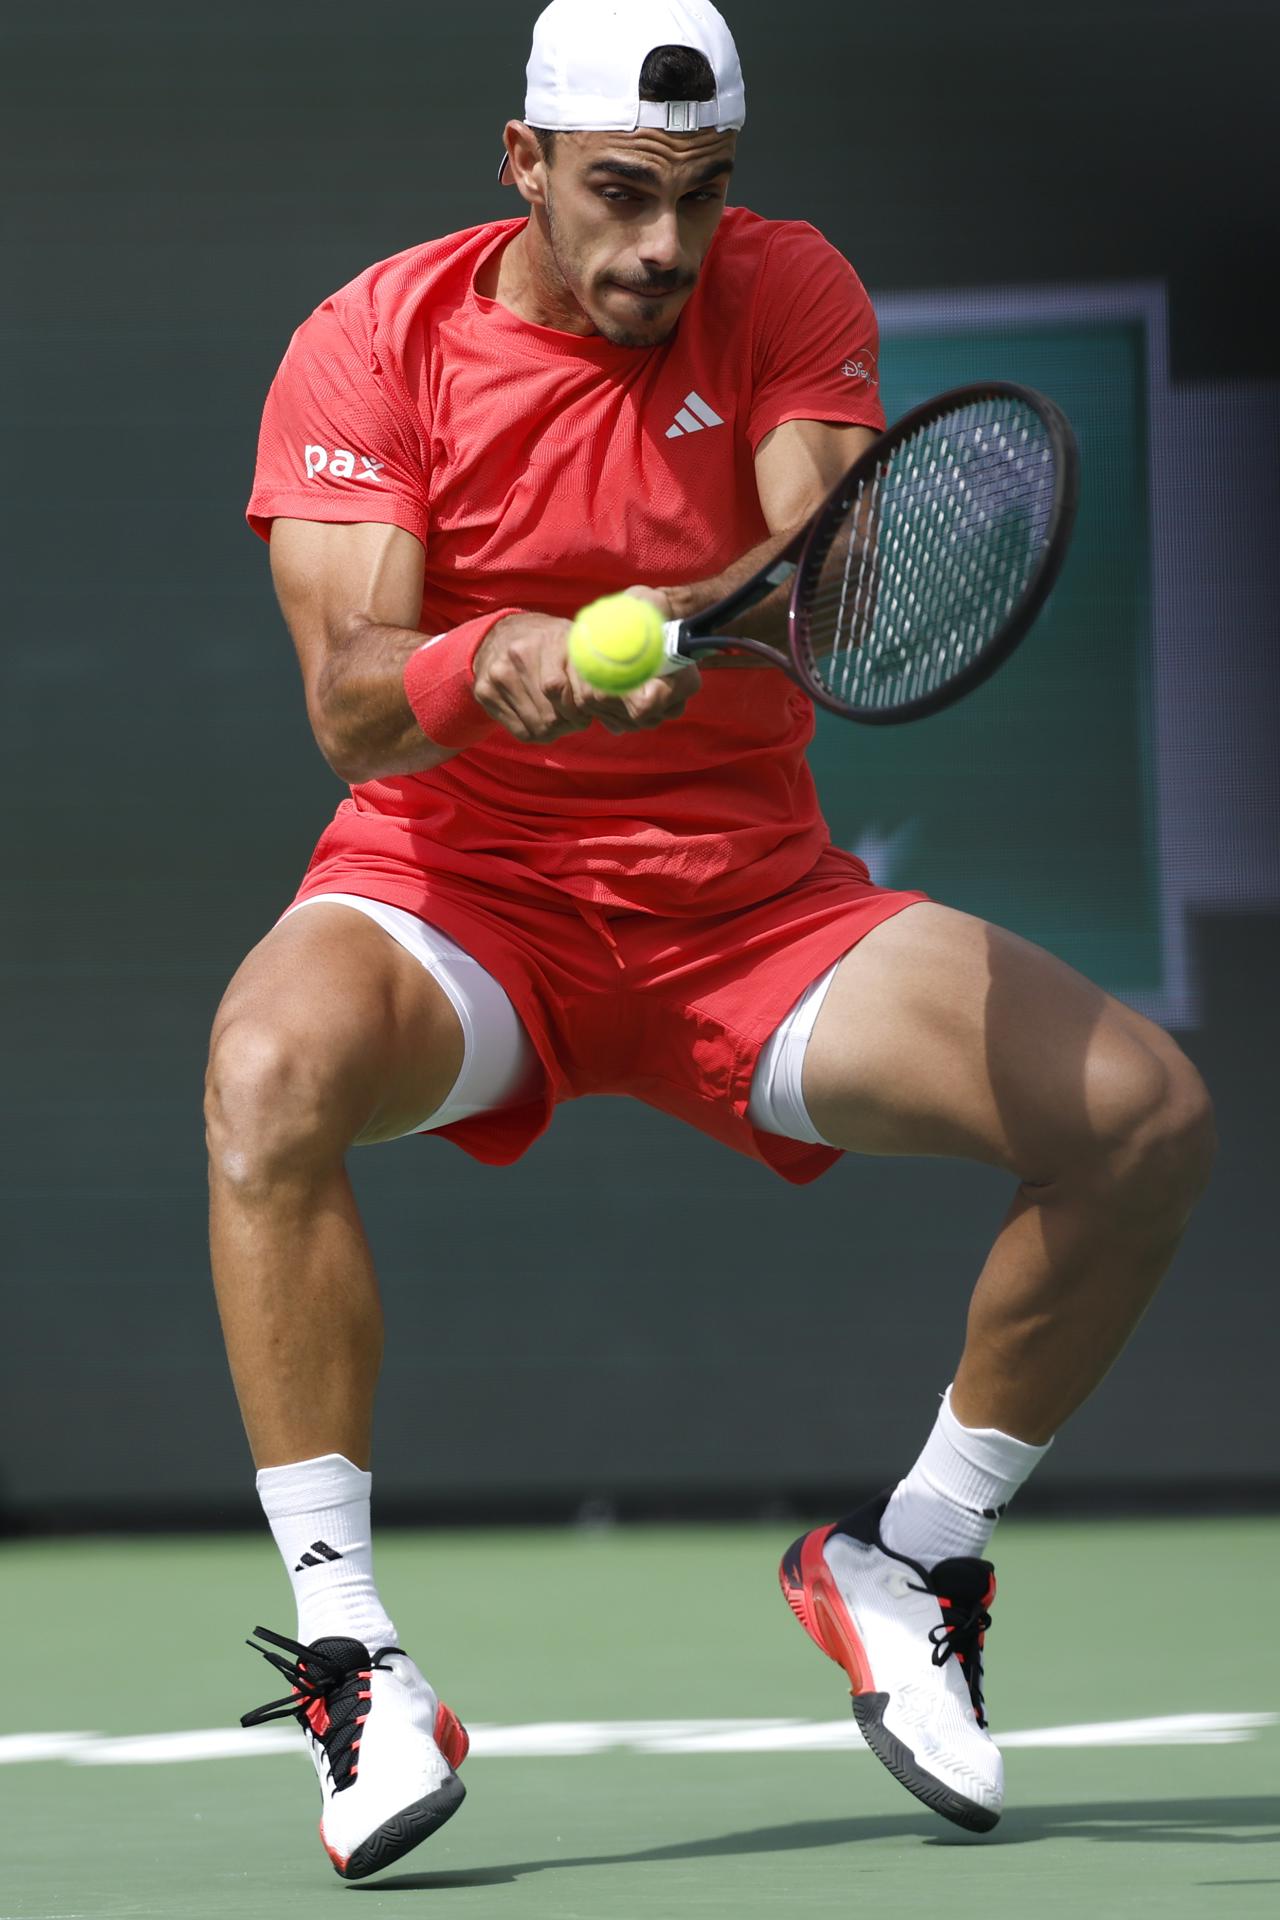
[487,699,579,742]
[565,666,646,732]
[620,584,674,619]
[590,691,676,732]
[482,689,564,740]
[479,679,585,742]
[621,697,680,728]
[565,662,627,715]
[582,695,639,728]
[488,650,593,738]
[621,668,700,726]
[548,687,597,735]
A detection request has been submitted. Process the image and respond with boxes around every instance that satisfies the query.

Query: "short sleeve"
[246,295,428,544]
[747,223,885,450]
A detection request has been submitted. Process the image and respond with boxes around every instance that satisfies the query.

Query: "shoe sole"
[779,1524,999,1834]
[331,1773,466,1880]
[325,1698,472,1880]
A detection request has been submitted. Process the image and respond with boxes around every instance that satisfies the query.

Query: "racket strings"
[804,397,1057,709]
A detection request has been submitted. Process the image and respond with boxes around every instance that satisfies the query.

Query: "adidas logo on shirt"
[294,1540,344,1571]
[665,391,725,439]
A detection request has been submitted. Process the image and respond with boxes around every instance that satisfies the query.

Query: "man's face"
[530,127,736,346]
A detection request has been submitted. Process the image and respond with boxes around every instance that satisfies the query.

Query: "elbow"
[312,713,441,786]
[309,705,377,786]
[320,743,369,785]
[315,727,383,786]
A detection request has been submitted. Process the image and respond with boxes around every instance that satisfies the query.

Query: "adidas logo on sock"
[665,390,724,439]
[294,1540,344,1571]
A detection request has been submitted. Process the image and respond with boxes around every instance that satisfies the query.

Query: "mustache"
[609,271,694,295]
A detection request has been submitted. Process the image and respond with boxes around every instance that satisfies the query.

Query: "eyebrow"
[583,156,736,188]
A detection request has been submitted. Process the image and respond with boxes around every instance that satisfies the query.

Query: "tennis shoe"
[779,1493,1002,1831]
[241,1626,468,1878]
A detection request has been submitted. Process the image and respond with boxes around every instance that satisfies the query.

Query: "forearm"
[312,534,796,782]
[310,603,619,779]
[312,617,459,783]
[664,528,796,659]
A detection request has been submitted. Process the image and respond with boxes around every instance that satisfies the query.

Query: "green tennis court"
[5,1516,1277,1918]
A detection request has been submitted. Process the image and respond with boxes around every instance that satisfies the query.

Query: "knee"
[205,1017,350,1194]
[1091,1038,1216,1221]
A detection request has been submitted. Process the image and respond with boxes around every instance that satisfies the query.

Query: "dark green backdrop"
[3,1,1278,1522]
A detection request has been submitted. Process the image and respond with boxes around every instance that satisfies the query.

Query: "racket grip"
[657,619,695,677]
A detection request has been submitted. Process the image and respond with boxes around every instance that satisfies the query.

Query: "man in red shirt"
[223,0,1214,1880]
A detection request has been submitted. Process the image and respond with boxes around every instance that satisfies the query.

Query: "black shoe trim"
[829,1489,895,1551]
[779,1532,807,1593]
[337,1774,466,1880]
[240,1629,401,1794]
[851,1694,999,1834]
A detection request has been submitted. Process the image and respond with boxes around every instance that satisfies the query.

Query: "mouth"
[610,281,680,303]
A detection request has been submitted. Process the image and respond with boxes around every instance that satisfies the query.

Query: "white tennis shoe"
[779,1494,1002,1831]
[241,1627,468,1878]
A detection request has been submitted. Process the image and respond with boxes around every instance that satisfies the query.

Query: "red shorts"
[292,842,926,1186]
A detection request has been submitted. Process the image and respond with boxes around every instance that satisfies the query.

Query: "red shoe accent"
[304,1697,332,1738]
[434,1700,470,1770]
[320,1822,349,1873]
[316,1704,465,1880]
[779,1525,877,1697]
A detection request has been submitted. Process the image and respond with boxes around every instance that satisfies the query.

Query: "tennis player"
[220,0,1215,1877]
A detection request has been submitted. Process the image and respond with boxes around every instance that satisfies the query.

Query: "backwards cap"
[499,0,746,181]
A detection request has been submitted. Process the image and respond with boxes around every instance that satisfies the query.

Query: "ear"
[501,121,549,206]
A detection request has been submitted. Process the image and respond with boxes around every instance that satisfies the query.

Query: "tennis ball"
[568,594,666,693]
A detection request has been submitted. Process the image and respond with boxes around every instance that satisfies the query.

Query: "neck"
[490,217,598,337]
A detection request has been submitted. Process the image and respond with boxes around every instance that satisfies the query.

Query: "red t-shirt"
[248,207,884,917]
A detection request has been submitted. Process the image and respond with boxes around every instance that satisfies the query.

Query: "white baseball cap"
[499,0,746,182]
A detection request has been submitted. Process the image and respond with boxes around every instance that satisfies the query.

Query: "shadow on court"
[352,1796,1280,1890]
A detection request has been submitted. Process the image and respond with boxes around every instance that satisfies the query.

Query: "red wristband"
[402,609,521,751]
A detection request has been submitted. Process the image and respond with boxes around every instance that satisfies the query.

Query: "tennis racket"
[659,381,1079,723]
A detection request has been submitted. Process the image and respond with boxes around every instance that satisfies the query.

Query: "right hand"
[473,610,701,743]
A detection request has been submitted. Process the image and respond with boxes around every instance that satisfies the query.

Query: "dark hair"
[637,43,716,103]
[532,43,716,163]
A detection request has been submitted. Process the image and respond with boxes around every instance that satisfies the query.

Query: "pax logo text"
[303,444,385,483]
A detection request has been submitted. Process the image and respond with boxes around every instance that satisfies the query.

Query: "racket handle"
[658,619,695,677]
[656,554,800,676]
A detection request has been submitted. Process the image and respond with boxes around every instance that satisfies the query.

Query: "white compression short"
[283,892,840,1147]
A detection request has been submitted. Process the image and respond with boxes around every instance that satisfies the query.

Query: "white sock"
[880,1385,1052,1565]
[256,1452,399,1651]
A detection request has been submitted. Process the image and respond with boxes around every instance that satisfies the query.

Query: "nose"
[637,206,684,277]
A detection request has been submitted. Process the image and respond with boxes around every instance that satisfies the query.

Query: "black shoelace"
[925,1590,993,1729]
[240,1626,402,1792]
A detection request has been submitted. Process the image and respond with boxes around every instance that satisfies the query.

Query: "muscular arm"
[271,420,878,782]
[269,518,450,782]
[270,516,700,781]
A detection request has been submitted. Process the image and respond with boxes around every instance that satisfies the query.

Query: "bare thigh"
[803,902,1195,1179]
[208,904,466,1151]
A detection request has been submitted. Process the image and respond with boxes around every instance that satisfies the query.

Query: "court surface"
[5,1516,1277,1919]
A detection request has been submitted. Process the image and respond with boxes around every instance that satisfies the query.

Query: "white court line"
[0,1711,1273,1768]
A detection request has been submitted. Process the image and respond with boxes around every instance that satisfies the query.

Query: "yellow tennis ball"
[568,594,666,693]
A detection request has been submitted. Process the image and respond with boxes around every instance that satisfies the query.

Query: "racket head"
[789,382,1080,723]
